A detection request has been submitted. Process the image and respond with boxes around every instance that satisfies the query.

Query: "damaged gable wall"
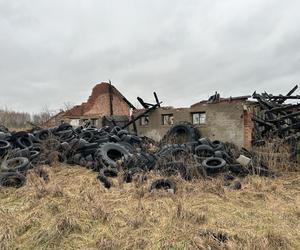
[45,82,134,127]
[63,82,133,121]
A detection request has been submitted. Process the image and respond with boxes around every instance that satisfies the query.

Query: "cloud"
[0,0,299,113]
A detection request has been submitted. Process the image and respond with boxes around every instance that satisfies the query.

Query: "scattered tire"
[0,172,26,188]
[100,167,118,178]
[202,157,226,174]
[150,179,176,193]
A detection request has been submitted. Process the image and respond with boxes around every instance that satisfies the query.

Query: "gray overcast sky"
[0,0,300,113]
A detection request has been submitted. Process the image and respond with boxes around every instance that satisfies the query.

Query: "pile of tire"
[0,124,148,188]
[0,121,274,190]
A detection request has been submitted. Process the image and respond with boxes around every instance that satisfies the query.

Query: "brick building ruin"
[45,82,135,128]
[134,96,254,148]
[45,82,255,148]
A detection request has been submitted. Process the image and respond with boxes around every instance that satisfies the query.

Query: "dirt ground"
[0,164,299,250]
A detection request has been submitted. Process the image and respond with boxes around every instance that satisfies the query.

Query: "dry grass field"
[0,163,299,250]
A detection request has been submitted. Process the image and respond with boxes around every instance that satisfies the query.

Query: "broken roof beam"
[265,103,300,113]
[251,115,275,128]
[252,92,275,109]
[269,95,300,100]
[272,85,298,104]
[122,104,159,129]
[265,111,300,123]
[154,92,161,107]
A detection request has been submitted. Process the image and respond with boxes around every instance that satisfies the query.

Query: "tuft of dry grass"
[252,139,299,172]
[0,163,299,249]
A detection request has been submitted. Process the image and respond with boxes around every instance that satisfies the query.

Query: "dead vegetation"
[0,163,299,250]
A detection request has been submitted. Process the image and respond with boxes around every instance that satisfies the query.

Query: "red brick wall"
[84,93,130,116]
[65,82,131,117]
[112,93,131,116]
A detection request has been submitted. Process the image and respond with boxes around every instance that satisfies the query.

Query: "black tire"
[214,150,223,158]
[15,136,33,149]
[34,129,51,142]
[110,135,121,142]
[100,167,118,178]
[30,150,40,160]
[118,141,135,152]
[161,121,200,144]
[228,164,250,176]
[110,126,121,135]
[56,130,75,142]
[211,140,224,151]
[0,140,11,156]
[195,145,214,157]
[96,142,130,168]
[97,175,112,189]
[170,146,190,160]
[94,134,110,144]
[2,157,30,173]
[13,148,31,159]
[150,179,176,193]
[60,142,71,153]
[57,123,73,131]
[202,157,226,174]
[79,131,94,142]
[198,138,211,146]
[0,132,11,141]
[0,172,26,188]
[117,130,128,137]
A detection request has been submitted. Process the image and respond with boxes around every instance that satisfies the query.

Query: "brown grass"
[0,164,299,249]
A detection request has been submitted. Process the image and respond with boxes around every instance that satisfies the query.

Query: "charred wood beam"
[269,95,300,100]
[252,115,275,128]
[275,121,300,133]
[265,103,300,113]
[264,111,300,123]
[252,92,275,109]
[122,104,159,129]
[275,85,298,104]
[137,97,149,109]
[154,92,161,107]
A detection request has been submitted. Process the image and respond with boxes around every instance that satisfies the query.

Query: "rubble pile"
[0,121,275,191]
[252,85,300,162]
[252,85,300,140]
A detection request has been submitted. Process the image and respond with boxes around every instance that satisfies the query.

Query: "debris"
[252,85,300,163]
[236,155,251,167]
[149,179,176,194]
[0,118,279,189]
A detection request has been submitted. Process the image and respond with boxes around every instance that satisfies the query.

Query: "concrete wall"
[134,100,253,148]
